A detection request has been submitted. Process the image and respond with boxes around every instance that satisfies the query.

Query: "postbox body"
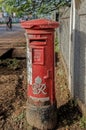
[28,31,55,105]
[21,19,59,130]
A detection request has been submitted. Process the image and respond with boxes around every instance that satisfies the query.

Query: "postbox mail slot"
[29,37,47,42]
[32,47,44,65]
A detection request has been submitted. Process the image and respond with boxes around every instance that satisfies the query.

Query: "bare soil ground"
[0,54,83,130]
[0,59,27,130]
[55,54,82,130]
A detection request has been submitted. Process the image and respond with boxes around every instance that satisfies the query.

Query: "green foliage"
[0,58,20,70]
[0,0,71,17]
[14,111,25,122]
[55,38,59,53]
[7,59,20,70]
[80,116,86,129]
[0,0,4,11]
[69,98,78,107]
[1,0,17,15]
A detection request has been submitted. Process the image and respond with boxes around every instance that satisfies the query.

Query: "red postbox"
[21,19,59,130]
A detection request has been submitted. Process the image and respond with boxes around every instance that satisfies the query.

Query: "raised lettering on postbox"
[32,76,47,95]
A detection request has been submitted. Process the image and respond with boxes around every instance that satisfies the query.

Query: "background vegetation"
[0,0,71,17]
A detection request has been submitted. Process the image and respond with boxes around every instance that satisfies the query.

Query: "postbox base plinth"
[26,103,57,130]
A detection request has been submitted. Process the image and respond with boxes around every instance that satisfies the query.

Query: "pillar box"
[21,19,59,130]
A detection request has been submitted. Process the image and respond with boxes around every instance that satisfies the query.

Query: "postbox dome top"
[21,18,59,29]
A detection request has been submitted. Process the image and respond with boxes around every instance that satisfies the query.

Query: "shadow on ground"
[56,99,82,129]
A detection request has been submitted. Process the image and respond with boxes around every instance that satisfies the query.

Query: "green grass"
[55,38,59,53]
[0,58,20,70]
[79,116,86,128]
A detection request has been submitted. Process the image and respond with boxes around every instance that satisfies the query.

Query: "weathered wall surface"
[58,0,86,105]
[78,0,86,103]
[59,7,70,68]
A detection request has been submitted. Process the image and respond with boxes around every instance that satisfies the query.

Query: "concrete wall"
[78,0,86,103]
[59,7,70,69]
[58,0,86,105]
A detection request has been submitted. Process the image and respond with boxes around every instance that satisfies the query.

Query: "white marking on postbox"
[32,76,47,95]
[27,43,32,84]
[30,96,49,102]
[27,43,32,85]
[25,33,32,85]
